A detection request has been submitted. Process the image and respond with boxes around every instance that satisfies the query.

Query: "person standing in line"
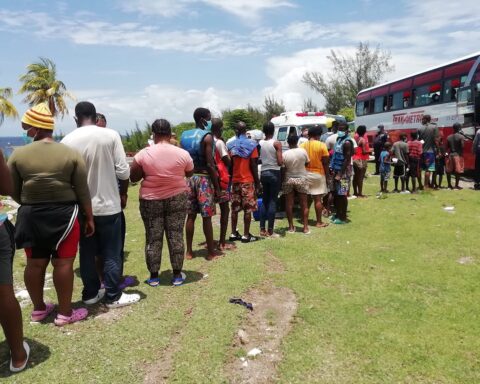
[407,131,423,193]
[10,103,93,325]
[473,127,480,190]
[325,121,339,154]
[283,135,310,234]
[301,125,330,227]
[352,125,370,197]
[445,123,465,190]
[62,101,140,308]
[228,122,261,243]
[392,133,409,193]
[329,122,353,224]
[130,119,193,287]
[379,142,392,193]
[418,114,439,189]
[259,121,282,237]
[95,113,134,290]
[373,125,388,175]
[181,108,223,260]
[0,148,29,372]
[211,118,236,250]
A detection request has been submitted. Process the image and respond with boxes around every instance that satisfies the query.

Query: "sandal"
[241,234,258,243]
[229,231,242,241]
[54,308,88,327]
[31,303,55,322]
[172,272,186,287]
[145,277,160,287]
[118,275,136,290]
[9,341,30,373]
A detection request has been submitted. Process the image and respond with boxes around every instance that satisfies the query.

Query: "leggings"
[139,193,188,274]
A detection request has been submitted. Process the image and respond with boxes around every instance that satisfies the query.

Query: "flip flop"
[9,341,30,373]
[172,272,186,286]
[145,277,160,287]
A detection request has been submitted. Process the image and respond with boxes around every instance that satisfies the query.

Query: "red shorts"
[25,219,80,259]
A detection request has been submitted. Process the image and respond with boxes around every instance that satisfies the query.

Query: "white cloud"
[121,0,295,21]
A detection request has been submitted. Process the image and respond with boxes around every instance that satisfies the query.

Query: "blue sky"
[0,0,479,136]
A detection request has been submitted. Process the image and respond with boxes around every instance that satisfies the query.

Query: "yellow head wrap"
[21,103,54,130]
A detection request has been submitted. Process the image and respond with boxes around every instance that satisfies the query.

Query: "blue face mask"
[337,131,346,138]
[22,132,33,144]
[204,120,212,131]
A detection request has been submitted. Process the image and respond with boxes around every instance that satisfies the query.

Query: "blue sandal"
[145,277,160,287]
[172,272,186,286]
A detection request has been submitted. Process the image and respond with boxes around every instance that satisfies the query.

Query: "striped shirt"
[408,140,423,159]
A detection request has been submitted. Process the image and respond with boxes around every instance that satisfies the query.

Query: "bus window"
[443,75,467,101]
[277,127,288,141]
[390,91,404,110]
[374,96,387,113]
[403,91,411,108]
[356,100,371,116]
[414,84,441,107]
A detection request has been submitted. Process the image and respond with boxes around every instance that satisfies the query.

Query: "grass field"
[1,170,479,383]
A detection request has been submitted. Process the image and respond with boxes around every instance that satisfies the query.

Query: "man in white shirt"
[62,101,139,308]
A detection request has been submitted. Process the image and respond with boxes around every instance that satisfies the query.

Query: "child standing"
[380,142,392,193]
[407,131,423,193]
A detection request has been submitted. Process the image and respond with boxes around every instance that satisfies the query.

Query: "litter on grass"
[247,348,262,357]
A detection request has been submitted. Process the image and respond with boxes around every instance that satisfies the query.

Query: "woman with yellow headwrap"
[8,103,94,327]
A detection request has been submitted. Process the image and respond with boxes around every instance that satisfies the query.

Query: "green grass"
[1,169,479,383]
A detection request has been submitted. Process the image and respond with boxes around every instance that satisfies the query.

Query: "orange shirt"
[231,148,258,183]
[300,140,328,175]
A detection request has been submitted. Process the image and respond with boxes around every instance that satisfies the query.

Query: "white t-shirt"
[62,125,130,216]
[325,133,338,151]
[283,148,309,178]
[215,139,229,159]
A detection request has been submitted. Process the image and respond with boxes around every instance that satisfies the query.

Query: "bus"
[271,111,346,151]
[355,51,480,170]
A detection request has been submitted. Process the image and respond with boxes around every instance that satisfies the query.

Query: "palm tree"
[0,87,18,126]
[19,57,74,118]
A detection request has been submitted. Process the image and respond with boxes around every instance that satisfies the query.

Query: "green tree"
[263,95,285,120]
[19,57,75,117]
[337,106,355,122]
[0,88,18,126]
[302,98,318,112]
[303,42,394,114]
[221,109,256,138]
[122,122,152,153]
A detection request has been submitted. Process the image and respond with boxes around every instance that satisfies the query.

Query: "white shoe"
[106,292,140,309]
[10,341,30,373]
[83,288,106,305]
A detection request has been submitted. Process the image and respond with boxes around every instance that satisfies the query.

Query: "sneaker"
[31,303,55,322]
[54,308,88,327]
[9,341,30,373]
[106,292,140,309]
[83,288,106,305]
[241,234,258,243]
[229,231,242,241]
[332,218,347,225]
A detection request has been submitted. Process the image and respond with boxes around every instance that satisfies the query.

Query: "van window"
[277,127,288,141]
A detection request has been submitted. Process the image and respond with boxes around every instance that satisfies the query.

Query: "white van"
[271,111,345,151]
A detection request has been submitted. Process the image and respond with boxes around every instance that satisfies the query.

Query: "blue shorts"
[422,152,436,172]
[334,176,351,196]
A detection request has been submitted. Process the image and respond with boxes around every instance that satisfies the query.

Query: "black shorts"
[394,164,406,178]
[409,158,420,177]
[0,220,15,285]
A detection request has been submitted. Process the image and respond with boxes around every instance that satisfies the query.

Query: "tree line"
[2,42,394,153]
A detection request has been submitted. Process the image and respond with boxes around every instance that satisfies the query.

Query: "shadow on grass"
[0,338,50,378]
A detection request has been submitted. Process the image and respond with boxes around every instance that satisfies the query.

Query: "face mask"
[22,132,33,144]
[204,120,212,131]
[337,131,346,138]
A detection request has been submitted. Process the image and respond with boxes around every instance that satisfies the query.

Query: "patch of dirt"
[143,306,194,384]
[457,256,475,265]
[265,251,285,274]
[225,284,298,384]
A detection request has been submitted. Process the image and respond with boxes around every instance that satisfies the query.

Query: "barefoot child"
[380,142,392,193]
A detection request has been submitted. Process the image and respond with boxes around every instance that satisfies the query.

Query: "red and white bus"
[355,51,480,170]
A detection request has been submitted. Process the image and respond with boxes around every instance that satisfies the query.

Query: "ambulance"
[271,111,345,151]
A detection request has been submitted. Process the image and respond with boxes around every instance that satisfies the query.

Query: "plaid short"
[283,177,309,195]
[231,182,257,213]
[187,175,216,217]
